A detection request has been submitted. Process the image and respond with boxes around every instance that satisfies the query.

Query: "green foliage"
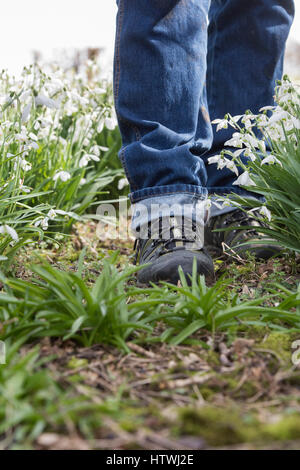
[0,341,122,448]
[213,77,300,253]
[131,260,300,345]
[0,254,151,351]
[0,64,126,268]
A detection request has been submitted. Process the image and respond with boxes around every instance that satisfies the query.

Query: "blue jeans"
[113,0,294,227]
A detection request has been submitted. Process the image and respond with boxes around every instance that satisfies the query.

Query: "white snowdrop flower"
[79,154,100,168]
[21,186,31,193]
[79,155,89,168]
[53,171,71,182]
[207,154,227,170]
[207,155,223,165]
[0,225,19,241]
[20,159,32,172]
[225,132,244,148]
[244,148,257,162]
[257,114,269,127]
[24,140,39,151]
[35,94,59,109]
[98,146,109,152]
[291,116,300,130]
[105,117,117,130]
[233,148,245,157]
[241,115,256,130]
[79,178,86,186]
[233,171,255,187]
[213,198,232,210]
[14,157,32,172]
[79,96,89,107]
[19,90,32,103]
[261,154,282,166]
[224,158,239,176]
[89,154,100,162]
[47,209,57,220]
[118,177,129,190]
[90,145,100,157]
[33,121,40,131]
[211,118,228,132]
[231,115,243,123]
[259,206,272,222]
[21,103,32,122]
[29,132,37,141]
[41,217,49,230]
[94,87,106,95]
[35,217,50,231]
[15,129,28,143]
[259,106,275,112]
[243,134,260,149]
[267,107,290,125]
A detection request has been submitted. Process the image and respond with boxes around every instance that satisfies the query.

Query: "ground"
[6,222,300,450]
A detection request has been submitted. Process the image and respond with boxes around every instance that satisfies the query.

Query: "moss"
[206,351,221,367]
[67,357,88,369]
[263,414,300,441]
[257,332,298,364]
[176,406,258,446]
[199,387,215,401]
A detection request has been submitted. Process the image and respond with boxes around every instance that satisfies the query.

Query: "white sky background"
[0,0,299,76]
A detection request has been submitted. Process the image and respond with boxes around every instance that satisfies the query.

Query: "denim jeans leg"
[113,0,212,204]
[201,0,295,197]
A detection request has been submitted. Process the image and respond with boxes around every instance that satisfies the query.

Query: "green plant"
[0,253,151,351]
[209,76,300,253]
[129,260,300,345]
[0,64,126,269]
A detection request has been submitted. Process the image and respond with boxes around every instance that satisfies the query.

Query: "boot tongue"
[140,215,204,250]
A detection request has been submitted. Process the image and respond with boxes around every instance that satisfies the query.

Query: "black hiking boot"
[205,209,282,260]
[133,216,215,285]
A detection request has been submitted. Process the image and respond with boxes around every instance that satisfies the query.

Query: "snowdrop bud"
[0,225,19,241]
[259,206,272,222]
[118,177,129,191]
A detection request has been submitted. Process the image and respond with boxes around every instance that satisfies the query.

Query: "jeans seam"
[113,0,124,113]
[114,0,141,189]
[120,146,138,191]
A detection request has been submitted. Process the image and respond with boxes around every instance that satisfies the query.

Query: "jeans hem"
[129,184,208,203]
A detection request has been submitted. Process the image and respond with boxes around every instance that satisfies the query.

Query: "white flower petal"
[232,171,256,187]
